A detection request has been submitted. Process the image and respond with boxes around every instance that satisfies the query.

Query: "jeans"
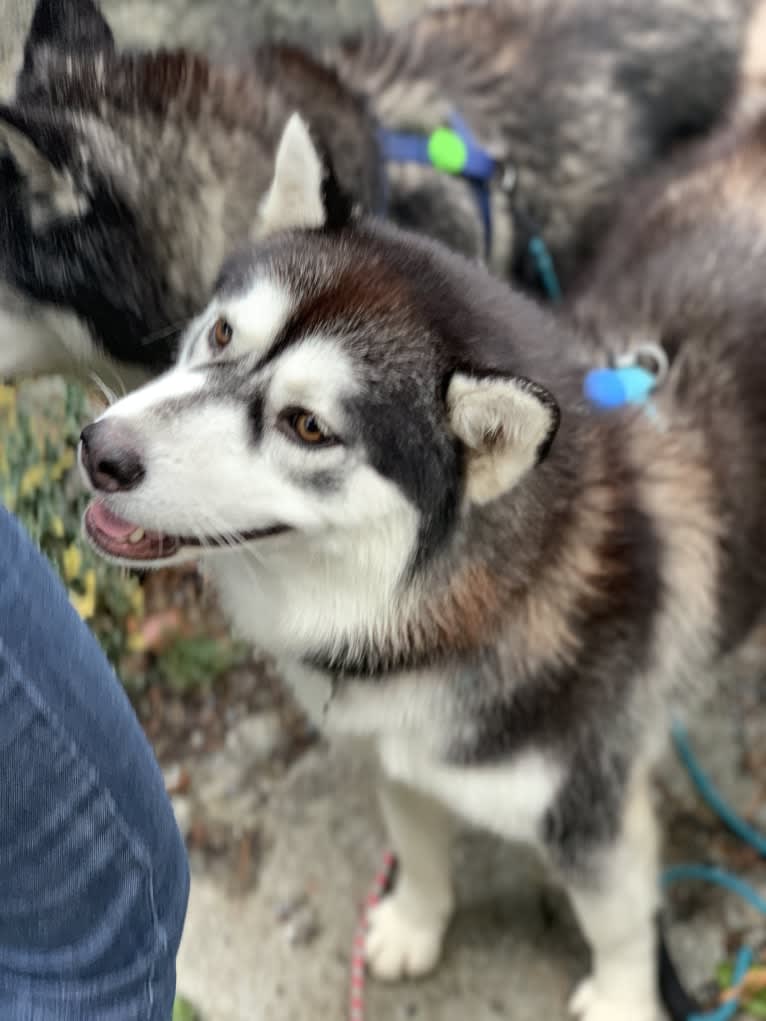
[0,507,189,1020]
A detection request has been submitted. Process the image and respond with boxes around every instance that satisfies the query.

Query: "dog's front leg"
[563,773,661,1021]
[365,775,455,981]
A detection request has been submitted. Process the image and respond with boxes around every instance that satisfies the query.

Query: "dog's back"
[332,0,754,286]
[571,104,766,657]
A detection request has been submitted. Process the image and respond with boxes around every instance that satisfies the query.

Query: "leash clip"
[615,341,669,386]
[498,162,518,196]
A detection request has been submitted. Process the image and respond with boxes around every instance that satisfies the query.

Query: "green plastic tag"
[428,128,467,175]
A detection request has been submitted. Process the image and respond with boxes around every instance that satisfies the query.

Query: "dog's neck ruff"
[378,113,561,301]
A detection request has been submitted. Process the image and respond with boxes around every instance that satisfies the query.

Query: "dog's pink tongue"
[88,500,138,540]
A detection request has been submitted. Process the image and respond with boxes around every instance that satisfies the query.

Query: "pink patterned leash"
[350,851,398,1021]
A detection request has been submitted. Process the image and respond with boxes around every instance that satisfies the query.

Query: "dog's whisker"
[88,371,120,408]
[139,318,194,347]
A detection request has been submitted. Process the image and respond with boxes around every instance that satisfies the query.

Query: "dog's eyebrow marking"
[184,279,293,367]
[268,335,360,410]
[222,280,294,360]
[248,268,407,376]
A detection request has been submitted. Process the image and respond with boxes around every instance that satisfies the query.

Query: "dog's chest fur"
[206,557,566,845]
[262,656,567,847]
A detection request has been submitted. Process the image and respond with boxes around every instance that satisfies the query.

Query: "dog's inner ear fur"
[256,112,353,238]
[447,371,560,505]
[0,112,87,228]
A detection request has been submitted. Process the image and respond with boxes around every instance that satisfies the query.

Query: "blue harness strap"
[378,113,562,302]
[451,111,496,258]
[378,112,495,256]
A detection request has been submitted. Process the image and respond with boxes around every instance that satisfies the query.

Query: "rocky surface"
[1,2,765,1020]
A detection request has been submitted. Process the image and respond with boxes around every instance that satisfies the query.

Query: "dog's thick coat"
[0,0,755,384]
[333,0,753,288]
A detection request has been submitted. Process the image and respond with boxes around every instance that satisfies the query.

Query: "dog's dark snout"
[79,422,146,493]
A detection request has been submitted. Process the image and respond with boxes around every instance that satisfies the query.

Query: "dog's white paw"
[365,895,446,982]
[569,978,660,1021]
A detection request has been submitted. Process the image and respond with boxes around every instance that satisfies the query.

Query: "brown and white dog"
[77,114,766,1020]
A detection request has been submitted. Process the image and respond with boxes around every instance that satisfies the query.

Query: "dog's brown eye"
[290,411,331,445]
[210,317,233,350]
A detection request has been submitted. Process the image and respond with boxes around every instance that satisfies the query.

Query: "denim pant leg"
[0,507,189,1021]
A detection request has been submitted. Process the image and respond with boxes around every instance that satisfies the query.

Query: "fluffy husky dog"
[78,115,766,1020]
[0,0,755,384]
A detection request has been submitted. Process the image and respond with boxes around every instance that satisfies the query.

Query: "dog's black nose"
[79,421,146,493]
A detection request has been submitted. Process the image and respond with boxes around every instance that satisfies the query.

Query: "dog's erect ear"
[256,112,353,239]
[0,108,86,228]
[19,0,114,95]
[447,371,560,505]
[25,0,114,56]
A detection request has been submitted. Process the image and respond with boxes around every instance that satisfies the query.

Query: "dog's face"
[80,115,560,595]
[0,105,179,385]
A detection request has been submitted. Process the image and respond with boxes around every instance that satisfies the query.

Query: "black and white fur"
[0,0,756,385]
[76,116,766,1020]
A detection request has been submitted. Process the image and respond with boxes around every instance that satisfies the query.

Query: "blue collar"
[377,112,562,302]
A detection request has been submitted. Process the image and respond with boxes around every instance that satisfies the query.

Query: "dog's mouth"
[84,498,289,563]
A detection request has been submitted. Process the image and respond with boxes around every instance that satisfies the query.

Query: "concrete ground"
[170,691,766,1021]
[1,2,765,1019]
